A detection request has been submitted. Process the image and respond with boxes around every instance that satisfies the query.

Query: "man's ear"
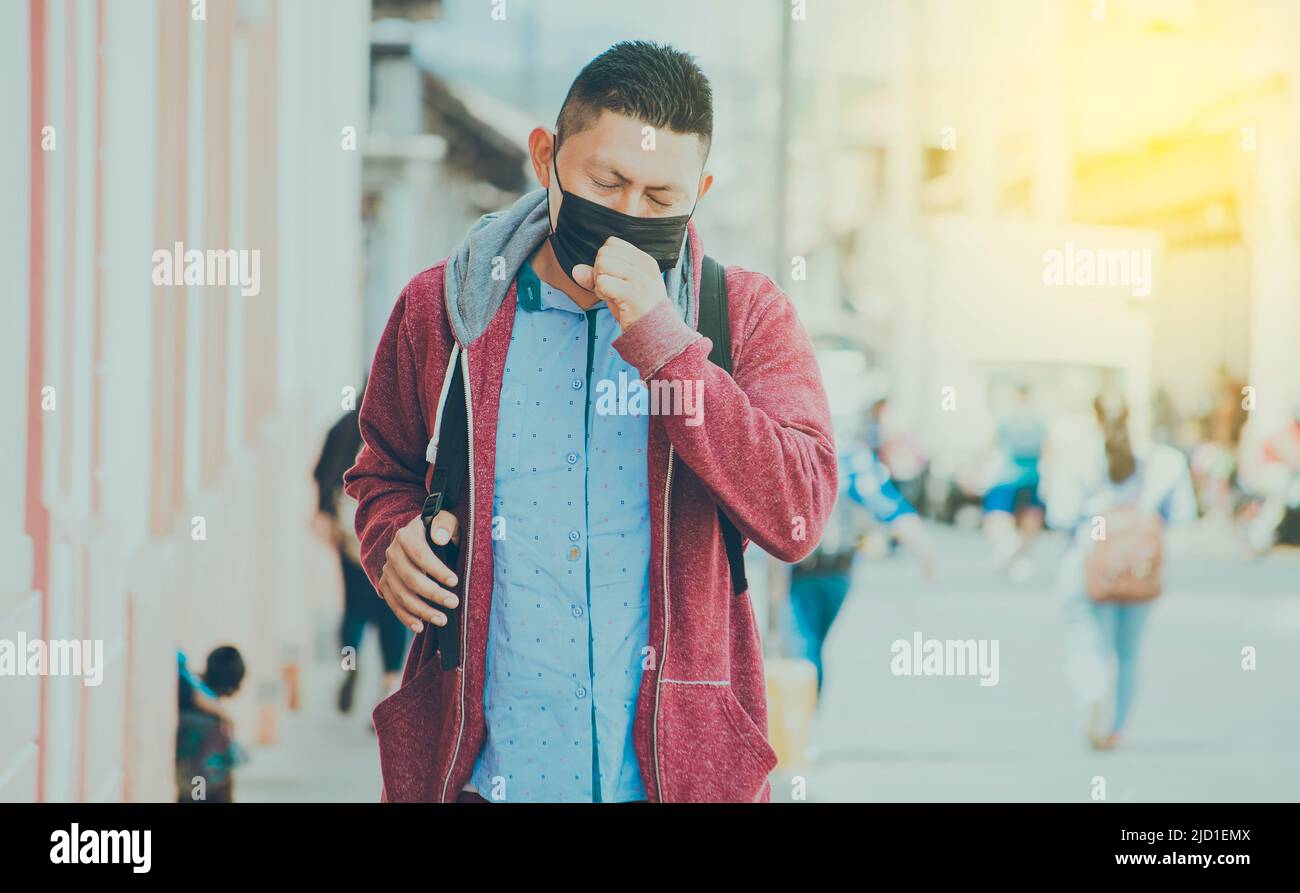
[528,126,556,188]
[696,170,715,203]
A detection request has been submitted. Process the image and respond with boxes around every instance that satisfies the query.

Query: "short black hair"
[556,41,713,153]
[202,645,246,698]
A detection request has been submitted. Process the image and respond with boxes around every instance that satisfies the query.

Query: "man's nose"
[614,189,651,217]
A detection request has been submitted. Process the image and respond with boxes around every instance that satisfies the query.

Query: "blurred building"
[362,9,530,357]
[3,0,368,802]
[789,0,1300,469]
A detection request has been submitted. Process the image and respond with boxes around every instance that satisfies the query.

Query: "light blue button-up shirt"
[469,260,651,802]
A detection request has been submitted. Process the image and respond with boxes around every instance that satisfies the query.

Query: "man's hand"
[378,512,460,634]
[571,236,668,330]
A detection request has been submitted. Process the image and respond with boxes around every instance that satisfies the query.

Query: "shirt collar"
[517,261,596,315]
[517,259,672,316]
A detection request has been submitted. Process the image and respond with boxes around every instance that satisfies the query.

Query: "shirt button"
[566,451,579,464]
[571,378,583,390]
[571,605,583,618]
[568,529,580,542]
[566,546,581,562]
[575,687,587,699]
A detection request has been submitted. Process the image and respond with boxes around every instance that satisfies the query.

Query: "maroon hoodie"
[345,220,837,802]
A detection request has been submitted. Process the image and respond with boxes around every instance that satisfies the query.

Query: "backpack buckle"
[421,491,444,521]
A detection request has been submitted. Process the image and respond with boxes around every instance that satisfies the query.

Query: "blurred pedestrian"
[782,450,865,698]
[176,646,247,802]
[783,442,936,698]
[1048,394,1197,750]
[850,447,939,579]
[314,405,410,716]
[1189,375,1248,522]
[867,396,928,510]
[983,385,1048,582]
[1241,405,1300,552]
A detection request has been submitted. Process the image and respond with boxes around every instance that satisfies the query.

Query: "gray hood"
[443,188,696,346]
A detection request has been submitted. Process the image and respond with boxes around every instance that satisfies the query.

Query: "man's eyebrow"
[589,160,685,195]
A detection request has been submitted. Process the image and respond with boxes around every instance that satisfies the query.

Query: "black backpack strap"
[421,353,468,670]
[698,255,749,596]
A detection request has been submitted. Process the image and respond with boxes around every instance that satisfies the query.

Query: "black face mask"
[547,142,697,278]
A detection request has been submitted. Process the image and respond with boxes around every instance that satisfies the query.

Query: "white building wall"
[0,0,38,805]
[5,0,371,803]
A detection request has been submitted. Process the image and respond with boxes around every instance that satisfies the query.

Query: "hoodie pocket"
[655,681,778,803]
[372,656,448,802]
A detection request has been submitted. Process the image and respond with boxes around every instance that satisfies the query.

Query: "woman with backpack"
[1047,392,1198,750]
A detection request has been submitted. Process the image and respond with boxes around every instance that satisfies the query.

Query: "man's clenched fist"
[378,511,460,633]
[571,236,669,330]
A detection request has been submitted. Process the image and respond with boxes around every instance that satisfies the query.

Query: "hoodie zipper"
[650,445,675,802]
[440,347,475,803]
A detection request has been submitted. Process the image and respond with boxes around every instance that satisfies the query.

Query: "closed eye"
[592,177,674,210]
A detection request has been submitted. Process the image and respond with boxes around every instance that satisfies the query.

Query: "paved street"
[241,523,1300,803]
[789,523,1300,802]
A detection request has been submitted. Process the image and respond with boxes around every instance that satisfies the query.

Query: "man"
[345,41,836,803]
[312,402,409,717]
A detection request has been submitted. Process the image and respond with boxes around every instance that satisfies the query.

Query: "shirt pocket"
[495,384,527,481]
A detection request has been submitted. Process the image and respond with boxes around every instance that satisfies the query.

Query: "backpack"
[421,255,746,670]
[1083,502,1165,603]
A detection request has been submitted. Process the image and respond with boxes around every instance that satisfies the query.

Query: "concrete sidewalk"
[237,649,388,803]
